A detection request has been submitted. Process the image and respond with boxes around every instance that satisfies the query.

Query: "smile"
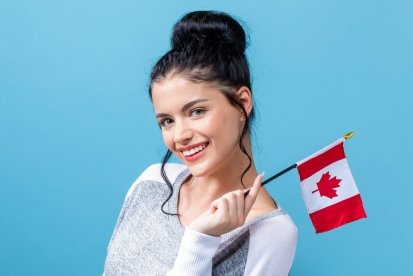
[182,143,208,157]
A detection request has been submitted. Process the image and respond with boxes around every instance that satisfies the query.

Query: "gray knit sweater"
[104,164,297,275]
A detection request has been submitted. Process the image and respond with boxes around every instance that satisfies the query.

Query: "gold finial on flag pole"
[343,131,355,140]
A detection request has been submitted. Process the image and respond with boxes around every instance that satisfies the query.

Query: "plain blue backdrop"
[1,0,412,275]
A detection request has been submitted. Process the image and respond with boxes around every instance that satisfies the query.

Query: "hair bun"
[171,11,247,54]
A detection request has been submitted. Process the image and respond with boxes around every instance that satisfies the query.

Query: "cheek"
[202,110,241,143]
[161,130,174,150]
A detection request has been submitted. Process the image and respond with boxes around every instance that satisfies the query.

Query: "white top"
[104,163,298,275]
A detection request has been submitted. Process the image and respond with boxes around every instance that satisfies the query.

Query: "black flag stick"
[261,163,297,186]
[244,131,355,196]
[244,164,296,196]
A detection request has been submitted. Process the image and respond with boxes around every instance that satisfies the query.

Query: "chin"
[183,161,215,177]
[184,164,207,177]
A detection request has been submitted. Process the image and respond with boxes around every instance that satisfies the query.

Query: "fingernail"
[260,171,265,177]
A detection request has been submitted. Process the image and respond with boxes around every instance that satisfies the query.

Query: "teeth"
[182,144,207,157]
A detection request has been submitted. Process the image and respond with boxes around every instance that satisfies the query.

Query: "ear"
[235,86,253,119]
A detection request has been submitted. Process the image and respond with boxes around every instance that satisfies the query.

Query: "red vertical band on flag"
[297,142,346,181]
[309,194,367,233]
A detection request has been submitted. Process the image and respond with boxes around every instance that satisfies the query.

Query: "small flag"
[296,137,367,233]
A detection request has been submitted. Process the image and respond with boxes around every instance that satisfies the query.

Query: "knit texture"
[104,164,296,275]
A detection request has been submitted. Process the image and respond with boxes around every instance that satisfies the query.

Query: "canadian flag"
[296,138,367,233]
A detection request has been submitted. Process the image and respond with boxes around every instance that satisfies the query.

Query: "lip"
[177,142,209,163]
[176,142,209,152]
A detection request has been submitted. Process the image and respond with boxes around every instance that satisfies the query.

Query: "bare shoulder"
[247,188,279,221]
[247,204,277,221]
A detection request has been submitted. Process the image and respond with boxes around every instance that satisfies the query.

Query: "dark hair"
[149,11,255,215]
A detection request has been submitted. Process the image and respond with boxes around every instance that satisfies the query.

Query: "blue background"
[1,0,411,275]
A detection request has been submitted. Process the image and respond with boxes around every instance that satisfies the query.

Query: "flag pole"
[261,164,297,186]
[259,131,355,187]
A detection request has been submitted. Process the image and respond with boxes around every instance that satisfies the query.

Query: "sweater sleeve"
[166,228,221,276]
[243,214,298,275]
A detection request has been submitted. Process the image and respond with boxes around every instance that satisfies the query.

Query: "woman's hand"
[188,173,264,236]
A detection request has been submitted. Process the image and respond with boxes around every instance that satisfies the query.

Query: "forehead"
[151,75,226,111]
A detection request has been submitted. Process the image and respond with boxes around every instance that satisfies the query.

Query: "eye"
[159,118,174,128]
[190,108,206,117]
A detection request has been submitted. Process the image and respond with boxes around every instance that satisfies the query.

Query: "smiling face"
[151,74,249,177]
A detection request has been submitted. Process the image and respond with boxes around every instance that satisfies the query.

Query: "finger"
[209,203,218,214]
[244,173,264,216]
[211,196,228,213]
[243,173,263,197]
[215,197,229,222]
[223,192,238,223]
[235,190,245,223]
[210,198,220,213]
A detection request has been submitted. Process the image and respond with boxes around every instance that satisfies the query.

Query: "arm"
[244,214,298,276]
[166,228,221,276]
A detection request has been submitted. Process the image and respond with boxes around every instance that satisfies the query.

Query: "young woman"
[104,11,297,275]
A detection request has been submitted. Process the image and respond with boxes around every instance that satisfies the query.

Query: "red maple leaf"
[312,172,342,199]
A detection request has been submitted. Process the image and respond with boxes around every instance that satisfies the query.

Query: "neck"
[186,141,258,200]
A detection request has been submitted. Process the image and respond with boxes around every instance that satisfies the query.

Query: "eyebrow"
[156,99,209,118]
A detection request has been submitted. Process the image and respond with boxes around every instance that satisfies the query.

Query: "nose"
[173,120,193,144]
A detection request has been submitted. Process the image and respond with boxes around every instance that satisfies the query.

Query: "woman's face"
[151,74,246,177]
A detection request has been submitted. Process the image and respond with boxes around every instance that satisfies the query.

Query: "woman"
[104,11,297,275]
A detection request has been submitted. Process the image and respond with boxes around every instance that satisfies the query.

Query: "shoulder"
[249,210,298,239]
[244,210,298,274]
[247,210,298,251]
[133,163,187,184]
[125,163,188,199]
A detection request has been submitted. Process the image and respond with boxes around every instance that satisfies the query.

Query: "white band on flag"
[300,158,360,213]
